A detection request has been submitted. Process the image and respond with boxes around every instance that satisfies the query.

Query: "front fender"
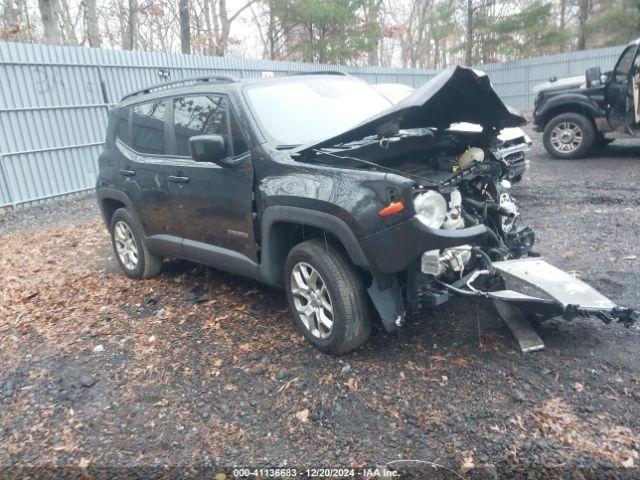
[259,205,370,287]
[534,93,605,127]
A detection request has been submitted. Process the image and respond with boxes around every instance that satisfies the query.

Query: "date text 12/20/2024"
[231,467,398,478]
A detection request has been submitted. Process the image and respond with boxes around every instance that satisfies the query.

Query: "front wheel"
[284,239,371,355]
[543,112,595,159]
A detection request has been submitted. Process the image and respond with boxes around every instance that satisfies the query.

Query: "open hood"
[294,66,526,155]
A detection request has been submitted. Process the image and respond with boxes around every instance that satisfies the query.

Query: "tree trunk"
[179,0,191,54]
[465,0,473,66]
[3,1,19,32]
[202,0,214,54]
[124,0,138,50]
[560,0,566,29]
[58,0,77,44]
[85,0,101,47]
[366,0,380,66]
[38,0,61,43]
[576,0,590,50]
[215,0,231,56]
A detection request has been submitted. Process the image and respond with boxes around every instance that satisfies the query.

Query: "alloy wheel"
[550,121,583,153]
[113,220,139,271]
[290,262,334,339]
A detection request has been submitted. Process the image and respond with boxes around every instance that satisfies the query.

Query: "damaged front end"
[292,66,638,350]
[396,167,637,351]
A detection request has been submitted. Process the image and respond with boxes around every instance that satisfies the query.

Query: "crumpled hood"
[295,66,526,155]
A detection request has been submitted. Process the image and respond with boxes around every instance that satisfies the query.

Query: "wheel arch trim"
[96,187,147,237]
[537,95,604,127]
[260,205,370,287]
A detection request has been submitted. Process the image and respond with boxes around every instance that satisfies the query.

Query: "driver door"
[606,44,640,132]
[166,93,258,263]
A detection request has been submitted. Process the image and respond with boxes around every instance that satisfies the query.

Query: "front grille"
[503,151,526,167]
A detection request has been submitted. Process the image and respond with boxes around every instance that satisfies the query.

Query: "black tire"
[110,208,162,279]
[284,239,371,355]
[543,112,595,159]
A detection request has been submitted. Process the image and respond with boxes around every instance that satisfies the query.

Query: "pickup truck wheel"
[543,113,595,159]
[110,208,163,279]
[284,239,371,355]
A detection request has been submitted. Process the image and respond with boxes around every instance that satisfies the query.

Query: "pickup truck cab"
[533,38,640,159]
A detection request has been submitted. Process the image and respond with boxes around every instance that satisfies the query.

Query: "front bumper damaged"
[360,217,490,274]
[490,258,637,323]
[444,257,638,351]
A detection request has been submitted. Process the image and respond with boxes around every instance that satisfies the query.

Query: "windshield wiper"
[276,144,301,150]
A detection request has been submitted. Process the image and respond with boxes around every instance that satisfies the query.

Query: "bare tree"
[58,0,78,44]
[365,0,383,66]
[3,0,19,33]
[38,0,61,43]
[576,0,592,50]
[465,0,473,65]
[85,0,102,47]
[123,0,138,49]
[179,0,191,53]
[202,0,256,56]
[248,0,296,60]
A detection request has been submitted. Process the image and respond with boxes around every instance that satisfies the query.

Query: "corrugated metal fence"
[0,41,625,209]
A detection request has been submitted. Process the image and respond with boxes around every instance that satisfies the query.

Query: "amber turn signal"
[379,201,405,217]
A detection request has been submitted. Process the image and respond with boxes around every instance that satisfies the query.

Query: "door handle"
[168,175,190,184]
[120,169,136,177]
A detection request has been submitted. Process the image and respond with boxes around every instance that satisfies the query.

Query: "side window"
[173,95,227,157]
[115,107,129,143]
[131,100,166,155]
[172,95,249,157]
[615,47,637,79]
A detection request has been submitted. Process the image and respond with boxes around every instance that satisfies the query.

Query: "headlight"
[414,190,447,228]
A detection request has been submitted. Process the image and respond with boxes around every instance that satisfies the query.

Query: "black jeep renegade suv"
[97,68,538,355]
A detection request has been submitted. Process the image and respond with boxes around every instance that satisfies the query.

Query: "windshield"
[244,77,392,147]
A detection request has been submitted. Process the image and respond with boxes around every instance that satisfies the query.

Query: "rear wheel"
[543,113,595,159]
[110,208,163,279]
[284,239,371,355]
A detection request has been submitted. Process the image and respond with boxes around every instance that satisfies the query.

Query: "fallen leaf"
[344,378,358,391]
[460,453,475,473]
[574,382,585,392]
[621,457,635,468]
[296,409,309,423]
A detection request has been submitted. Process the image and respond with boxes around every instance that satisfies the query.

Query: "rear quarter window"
[115,107,129,143]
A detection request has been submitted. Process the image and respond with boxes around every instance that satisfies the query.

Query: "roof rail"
[121,75,237,101]
[290,70,350,77]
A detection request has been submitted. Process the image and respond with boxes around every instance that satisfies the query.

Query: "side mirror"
[189,134,228,165]
[585,66,602,87]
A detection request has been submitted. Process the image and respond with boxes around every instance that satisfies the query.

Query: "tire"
[284,239,371,355]
[543,112,595,159]
[110,208,163,279]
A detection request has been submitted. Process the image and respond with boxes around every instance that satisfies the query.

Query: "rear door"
[606,45,639,131]
[166,93,257,262]
[117,98,183,248]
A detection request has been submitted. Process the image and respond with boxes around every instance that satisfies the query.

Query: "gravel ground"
[1,128,639,479]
